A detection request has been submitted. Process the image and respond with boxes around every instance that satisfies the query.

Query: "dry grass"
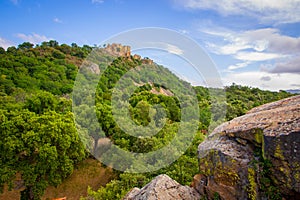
[0,158,115,200]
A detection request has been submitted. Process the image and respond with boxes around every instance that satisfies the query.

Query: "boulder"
[196,95,300,199]
[123,174,200,200]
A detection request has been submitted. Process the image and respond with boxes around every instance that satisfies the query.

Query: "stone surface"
[141,58,153,65]
[123,187,141,200]
[150,86,174,97]
[196,95,300,199]
[123,174,200,200]
[105,43,131,57]
[80,61,100,74]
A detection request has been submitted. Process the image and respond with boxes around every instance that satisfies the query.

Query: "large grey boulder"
[196,95,300,199]
[123,174,200,200]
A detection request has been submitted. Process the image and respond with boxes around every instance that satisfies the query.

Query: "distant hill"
[286,89,300,94]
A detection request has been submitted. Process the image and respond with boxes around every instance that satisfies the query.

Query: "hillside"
[0,42,294,200]
[286,89,300,94]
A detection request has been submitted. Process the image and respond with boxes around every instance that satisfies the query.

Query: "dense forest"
[0,41,293,200]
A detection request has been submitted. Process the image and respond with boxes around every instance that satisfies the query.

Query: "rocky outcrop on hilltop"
[123,174,201,200]
[104,43,154,64]
[196,95,300,199]
[105,43,131,57]
[104,43,154,65]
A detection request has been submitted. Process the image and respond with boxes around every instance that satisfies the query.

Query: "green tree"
[24,91,59,114]
[0,47,6,54]
[0,110,86,200]
[6,46,17,54]
[18,42,34,50]
[48,40,59,48]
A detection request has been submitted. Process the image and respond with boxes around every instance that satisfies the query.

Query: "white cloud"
[204,28,300,56]
[201,27,300,75]
[165,43,184,55]
[143,42,184,55]
[235,51,285,62]
[228,62,250,70]
[223,71,300,91]
[53,17,63,23]
[207,42,251,55]
[203,29,262,55]
[262,56,300,74]
[174,0,300,24]
[0,37,15,49]
[16,33,52,44]
[92,0,104,4]
[179,29,189,34]
[243,28,300,54]
[260,76,271,81]
[204,26,300,90]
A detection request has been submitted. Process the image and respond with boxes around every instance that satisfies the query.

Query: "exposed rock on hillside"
[123,174,200,200]
[196,95,300,199]
[81,61,100,74]
[105,43,131,57]
[150,86,174,97]
[104,43,154,65]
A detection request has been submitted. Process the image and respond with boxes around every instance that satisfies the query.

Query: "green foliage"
[0,41,93,199]
[225,83,292,120]
[213,192,221,200]
[0,42,294,200]
[0,110,86,199]
[259,159,282,199]
[0,47,5,54]
[84,173,150,200]
[18,42,34,50]
[0,41,93,95]
[24,91,71,114]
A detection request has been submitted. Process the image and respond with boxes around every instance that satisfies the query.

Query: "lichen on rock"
[195,95,300,199]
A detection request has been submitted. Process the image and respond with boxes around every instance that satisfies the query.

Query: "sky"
[1,0,300,91]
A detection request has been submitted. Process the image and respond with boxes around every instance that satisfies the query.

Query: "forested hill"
[0,41,91,96]
[0,41,292,117]
[0,41,293,200]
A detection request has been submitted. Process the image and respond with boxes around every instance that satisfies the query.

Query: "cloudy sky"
[1,0,300,91]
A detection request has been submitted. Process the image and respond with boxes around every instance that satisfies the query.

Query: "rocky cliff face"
[104,43,154,65]
[123,95,300,200]
[196,95,300,199]
[105,43,131,57]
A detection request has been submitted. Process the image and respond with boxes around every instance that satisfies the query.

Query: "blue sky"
[1,0,300,91]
